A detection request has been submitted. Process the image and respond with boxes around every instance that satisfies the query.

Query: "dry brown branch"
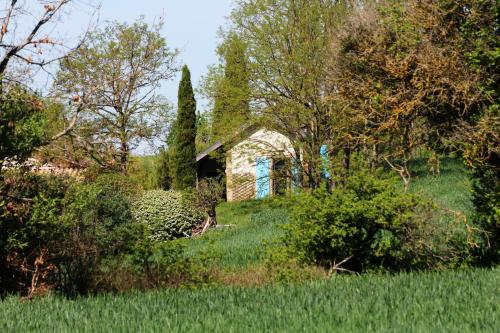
[0,0,72,75]
[327,256,356,276]
[0,0,17,44]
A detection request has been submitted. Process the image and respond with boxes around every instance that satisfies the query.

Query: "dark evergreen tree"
[156,117,177,190]
[212,34,250,139]
[156,148,173,190]
[173,65,197,190]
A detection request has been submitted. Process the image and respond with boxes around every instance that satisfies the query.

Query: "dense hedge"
[132,190,203,241]
[275,169,476,272]
[0,172,147,297]
[1,173,212,297]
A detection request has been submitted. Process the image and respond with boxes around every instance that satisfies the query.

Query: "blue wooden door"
[256,157,270,199]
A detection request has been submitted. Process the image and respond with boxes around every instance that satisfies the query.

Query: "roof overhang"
[196,141,223,162]
[195,123,262,163]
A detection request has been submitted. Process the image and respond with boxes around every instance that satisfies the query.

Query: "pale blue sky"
[16,0,233,154]
[66,0,234,110]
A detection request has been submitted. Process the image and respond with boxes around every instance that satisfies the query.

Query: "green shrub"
[62,174,140,233]
[0,171,69,297]
[1,172,211,297]
[132,190,203,241]
[57,174,145,296]
[93,238,215,293]
[472,166,500,263]
[276,168,474,272]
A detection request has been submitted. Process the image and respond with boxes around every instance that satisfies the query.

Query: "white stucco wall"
[230,128,295,177]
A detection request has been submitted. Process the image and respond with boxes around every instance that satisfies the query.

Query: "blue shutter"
[291,158,300,190]
[256,157,270,199]
[320,144,331,179]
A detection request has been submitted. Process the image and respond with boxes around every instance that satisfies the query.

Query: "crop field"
[1,267,498,332]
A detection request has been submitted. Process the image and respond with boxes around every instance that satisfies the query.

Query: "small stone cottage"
[196,125,297,202]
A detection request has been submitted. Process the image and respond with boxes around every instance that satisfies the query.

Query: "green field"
[1,268,498,332]
[2,157,498,332]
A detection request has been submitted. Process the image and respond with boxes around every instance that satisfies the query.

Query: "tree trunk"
[371,143,379,171]
[343,143,351,172]
[201,210,217,234]
[120,140,128,175]
[384,157,411,192]
[326,145,336,192]
[401,165,411,192]
[208,208,217,226]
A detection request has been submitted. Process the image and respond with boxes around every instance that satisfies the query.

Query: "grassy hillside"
[189,157,475,272]
[409,156,474,215]
[1,267,498,332]
[187,201,287,268]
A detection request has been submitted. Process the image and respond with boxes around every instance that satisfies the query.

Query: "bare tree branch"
[0,0,71,75]
[0,0,18,44]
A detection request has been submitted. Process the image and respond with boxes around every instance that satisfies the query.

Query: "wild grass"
[1,267,498,332]
[409,156,474,215]
[187,200,288,268]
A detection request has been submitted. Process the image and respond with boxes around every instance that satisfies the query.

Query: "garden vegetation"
[0,3,498,331]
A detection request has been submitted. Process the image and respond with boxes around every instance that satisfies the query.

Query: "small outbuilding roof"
[195,124,262,163]
[196,141,223,162]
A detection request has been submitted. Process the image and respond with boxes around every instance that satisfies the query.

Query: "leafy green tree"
[326,0,498,258]
[0,87,46,173]
[328,0,484,189]
[442,0,500,261]
[156,148,173,190]
[173,65,197,190]
[228,0,349,189]
[55,19,178,175]
[212,34,251,140]
[195,111,212,153]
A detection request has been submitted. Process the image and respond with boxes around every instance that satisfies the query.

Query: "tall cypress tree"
[156,147,173,190]
[156,119,177,190]
[173,65,197,190]
[212,34,250,139]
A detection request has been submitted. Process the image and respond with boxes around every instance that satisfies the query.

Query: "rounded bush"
[132,190,203,241]
[279,168,473,272]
